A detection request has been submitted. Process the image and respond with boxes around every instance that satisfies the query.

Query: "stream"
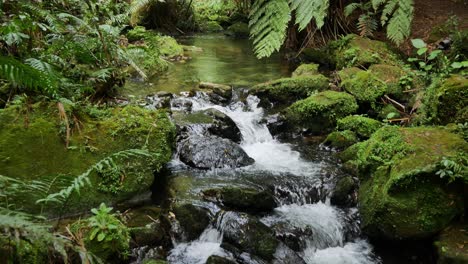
[129,34,381,264]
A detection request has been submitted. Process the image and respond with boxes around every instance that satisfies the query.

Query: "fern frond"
[249,0,291,58]
[290,0,330,30]
[385,0,414,45]
[344,3,362,17]
[380,0,397,24]
[371,0,387,10]
[357,14,378,37]
[0,56,58,96]
[129,0,162,26]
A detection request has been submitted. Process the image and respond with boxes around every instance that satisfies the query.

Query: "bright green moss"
[292,63,320,77]
[378,104,401,120]
[353,126,467,240]
[285,91,358,133]
[330,34,402,69]
[127,26,148,42]
[252,75,329,103]
[421,75,468,125]
[323,130,358,149]
[155,35,184,58]
[340,70,387,104]
[336,115,383,139]
[368,64,405,98]
[0,104,175,217]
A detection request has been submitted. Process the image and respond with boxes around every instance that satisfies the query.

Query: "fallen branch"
[384,95,406,112]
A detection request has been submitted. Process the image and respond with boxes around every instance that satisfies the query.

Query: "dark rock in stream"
[172,204,211,241]
[203,109,242,143]
[179,135,254,169]
[206,255,238,264]
[217,211,279,261]
[330,176,358,207]
[202,187,277,214]
[171,98,193,111]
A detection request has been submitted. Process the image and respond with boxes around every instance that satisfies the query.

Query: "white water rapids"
[165,92,379,264]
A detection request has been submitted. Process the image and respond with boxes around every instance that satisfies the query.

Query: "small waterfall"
[164,91,379,263]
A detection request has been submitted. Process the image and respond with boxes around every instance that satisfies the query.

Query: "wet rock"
[171,98,193,111]
[130,222,170,249]
[264,114,289,138]
[173,108,241,143]
[330,176,358,207]
[271,223,313,252]
[199,82,233,100]
[179,135,254,169]
[202,187,277,214]
[218,211,279,261]
[172,204,211,241]
[206,255,238,264]
[272,243,307,264]
[434,223,468,264]
[352,126,466,240]
[285,91,358,135]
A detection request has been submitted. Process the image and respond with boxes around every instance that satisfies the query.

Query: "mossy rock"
[226,22,249,38]
[336,115,383,139]
[434,223,468,264]
[331,176,357,206]
[339,70,388,105]
[368,64,406,98]
[330,34,401,69]
[323,130,358,149]
[0,104,176,217]
[206,255,237,264]
[292,63,320,77]
[202,187,277,214]
[200,21,224,32]
[251,75,329,105]
[0,239,48,264]
[378,104,401,120]
[421,75,468,125]
[353,126,467,240]
[285,91,358,134]
[155,35,184,58]
[172,204,210,241]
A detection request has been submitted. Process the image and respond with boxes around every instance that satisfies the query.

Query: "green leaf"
[427,50,442,60]
[411,39,426,49]
[417,47,427,56]
[97,232,106,242]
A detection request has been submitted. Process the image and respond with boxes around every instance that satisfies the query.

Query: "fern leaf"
[386,0,414,45]
[344,3,361,17]
[290,0,330,30]
[380,0,397,25]
[371,0,387,10]
[249,0,291,58]
[358,14,378,37]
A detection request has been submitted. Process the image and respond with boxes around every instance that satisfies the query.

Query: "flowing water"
[130,34,381,263]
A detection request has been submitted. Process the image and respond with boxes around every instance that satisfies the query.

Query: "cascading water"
[165,91,380,264]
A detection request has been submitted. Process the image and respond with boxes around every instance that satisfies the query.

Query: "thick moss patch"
[352,126,466,240]
[251,75,329,105]
[285,91,358,134]
[421,75,468,125]
[336,115,383,139]
[0,104,175,216]
[292,63,320,77]
[330,34,401,69]
[323,130,358,149]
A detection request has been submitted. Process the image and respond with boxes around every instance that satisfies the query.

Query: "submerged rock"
[351,126,467,240]
[217,211,279,261]
[179,135,254,169]
[251,75,329,106]
[285,91,358,134]
[202,187,277,214]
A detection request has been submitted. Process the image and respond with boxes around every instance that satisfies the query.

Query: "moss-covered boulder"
[421,75,468,125]
[0,104,175,216]
[368,64,407,98]
[352,126,466,240]
[225,22,249,38]
[285,91,358,134]
[330,34,401,69]
[200,21,224,32]
[336,115,383,139]
[322,130,358,149]
[292,63,320,77]
[202,187,277,214]
[339,69,388,106]
[434,223,468,264]
[251,75,328,106]
[172,204,211,241]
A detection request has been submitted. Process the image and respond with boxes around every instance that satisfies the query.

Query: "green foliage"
[345,2,378,37]
[436,155,467,184]
[72,203,130,261]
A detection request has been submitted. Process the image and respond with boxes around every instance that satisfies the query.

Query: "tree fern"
[384,0,413,45]
[290,0,329,30]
